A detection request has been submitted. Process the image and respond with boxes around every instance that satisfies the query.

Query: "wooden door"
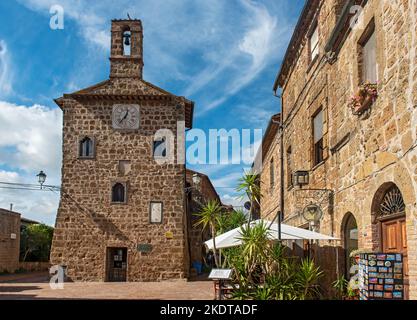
[382,217,408,299]
[106,248,127,282]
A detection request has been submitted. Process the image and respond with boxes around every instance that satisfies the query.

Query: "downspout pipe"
[273,89,285,241]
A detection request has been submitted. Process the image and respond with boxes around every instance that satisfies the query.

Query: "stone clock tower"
[50,19,194,282]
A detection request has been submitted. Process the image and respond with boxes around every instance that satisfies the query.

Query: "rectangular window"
[270,158,275,190]
[313,110,324,166]
[287,147,293,188]
[150,202,163,224]
[309,25,319,62]
[153,138,167,158]
[361,29,377,84]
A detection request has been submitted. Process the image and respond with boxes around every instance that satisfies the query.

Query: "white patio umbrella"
[205,219,339,250]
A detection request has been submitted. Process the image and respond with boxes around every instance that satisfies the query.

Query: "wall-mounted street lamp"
[185,173,202,197]
[192,173,201,186]
[37,171,47,189]
[293,170,310,187]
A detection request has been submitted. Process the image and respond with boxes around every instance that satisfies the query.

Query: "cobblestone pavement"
[0,273,214,300]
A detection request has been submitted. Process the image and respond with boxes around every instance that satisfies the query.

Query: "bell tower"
[110,19,143,79]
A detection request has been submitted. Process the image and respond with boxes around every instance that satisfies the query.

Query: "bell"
[124,34,131,46]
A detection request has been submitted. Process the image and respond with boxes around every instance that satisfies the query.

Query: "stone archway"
[341,213,358,279]
[371,182,408,299]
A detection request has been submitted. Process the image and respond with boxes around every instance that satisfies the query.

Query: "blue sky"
[0,0,304,225]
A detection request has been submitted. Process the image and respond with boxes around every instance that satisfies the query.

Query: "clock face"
[112,104,140,130]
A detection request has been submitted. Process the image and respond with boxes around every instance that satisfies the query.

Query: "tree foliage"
[20,224,54,262]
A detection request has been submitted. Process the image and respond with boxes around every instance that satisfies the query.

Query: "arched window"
[343,213,358,279]
[112,183,126,203]
[379,185,405,218]
[79,137,94,158]
[153,137,167,158]
[122,29,131,56]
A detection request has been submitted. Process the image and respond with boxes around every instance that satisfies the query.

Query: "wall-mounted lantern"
[293,170,309,187]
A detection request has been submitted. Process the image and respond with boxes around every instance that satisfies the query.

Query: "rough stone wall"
[260,138,281,221]
[262,0,417,298]
[50,19,191,282]
[0,210,20,272]
[50,95,189,282]
[185,171,221,267]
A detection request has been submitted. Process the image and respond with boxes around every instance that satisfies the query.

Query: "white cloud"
[221,193,247,208]
[18,0,290,115]
[235,104,276,127]
[0,40,13,98]
[0,170,20,182]
[211,171,244,189]
[0,101,62,179]
[0,101,62,225]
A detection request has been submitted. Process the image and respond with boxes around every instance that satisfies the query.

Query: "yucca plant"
[217,209,248,234]
[193,199,223,267]
[238,222,271,278]
[295,258,323,300]
[332,275,348,300]
[236,171,261,224]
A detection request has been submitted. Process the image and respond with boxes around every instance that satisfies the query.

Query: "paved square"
[0,273,214,300]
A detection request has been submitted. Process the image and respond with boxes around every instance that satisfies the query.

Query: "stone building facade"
[0,209,20,273]
[261,0,417,299]
[50,19,196,282]
[185,169,222,272]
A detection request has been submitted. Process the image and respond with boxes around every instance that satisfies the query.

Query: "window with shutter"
[313,110,324,166]
[309,25,319,62]
[362,30,377,84]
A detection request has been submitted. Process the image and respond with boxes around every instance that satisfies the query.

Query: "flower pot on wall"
[349,82,378,116]
[353,95,375,114]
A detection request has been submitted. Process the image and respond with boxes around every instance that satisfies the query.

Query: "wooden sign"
[208,269,233,280]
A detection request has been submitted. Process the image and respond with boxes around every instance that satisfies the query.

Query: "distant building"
[185,169,223,270]
[0,209,21,272]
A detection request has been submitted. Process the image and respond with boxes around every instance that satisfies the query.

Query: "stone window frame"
[149,201,164,224]
[78,136,96,160]
[357,18,377,86]
[110,180,128,205]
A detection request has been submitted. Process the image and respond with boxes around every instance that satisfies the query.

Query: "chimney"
[110,19,144,79]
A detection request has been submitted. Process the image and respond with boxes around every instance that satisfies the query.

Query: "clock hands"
[119,109,129,124]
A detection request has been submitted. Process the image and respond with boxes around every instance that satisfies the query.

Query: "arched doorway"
[342,213,358,279]
[372,183,408,299]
